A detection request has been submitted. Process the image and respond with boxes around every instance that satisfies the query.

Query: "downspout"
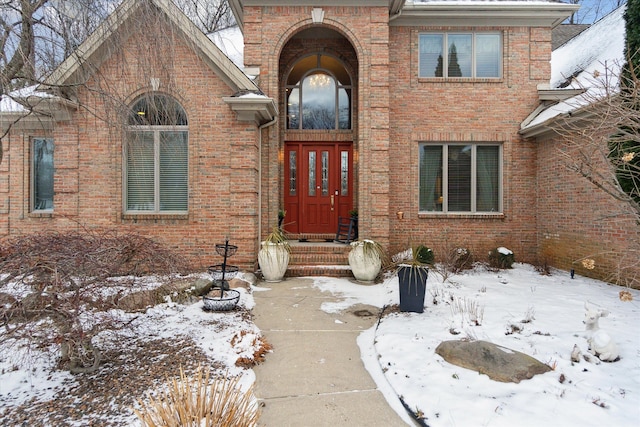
[389,9,402,21]
[258,117,278,247]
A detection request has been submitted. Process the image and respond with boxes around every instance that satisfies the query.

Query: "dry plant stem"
[135,365,259,427]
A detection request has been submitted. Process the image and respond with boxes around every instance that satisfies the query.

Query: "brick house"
[1,0,637,286]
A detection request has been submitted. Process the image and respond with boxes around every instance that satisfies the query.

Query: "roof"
[520,5,626,135]
[2,0,276,125]
[552,24,590,50]
[229,0,578,30]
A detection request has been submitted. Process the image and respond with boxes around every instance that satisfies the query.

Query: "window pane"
[419,145,443,212]
[127,131,155,211]
[476,146,500,211]
[287,87,300,129]
[308,151,316,196]
[289,150,297,196]
[341,151,349,196]
[302,73,336,129]
[448,34,472,77]
[33,138,54,210]
[448,145,472,211]
[338,88,351,129]
[159,131,188,211]
[321,151,329,196]
[476,34,501,78]
[419,34,443,77]
[128,94,187,126]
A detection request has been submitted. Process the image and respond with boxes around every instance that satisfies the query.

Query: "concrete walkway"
[252,277,411,427]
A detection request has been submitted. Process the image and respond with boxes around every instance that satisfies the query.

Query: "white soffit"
[391,2,579,27]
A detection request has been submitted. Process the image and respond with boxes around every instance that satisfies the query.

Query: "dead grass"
[135,365,259,427]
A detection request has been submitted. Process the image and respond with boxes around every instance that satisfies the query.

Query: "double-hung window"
[419,143,502,213]
[419,32,501,78]
[124,94,188,214]
[32,137,54,211]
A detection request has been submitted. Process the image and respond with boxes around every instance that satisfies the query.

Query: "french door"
[284,142,353,234]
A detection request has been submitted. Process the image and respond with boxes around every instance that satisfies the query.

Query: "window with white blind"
[419,33,501,78]
[124,94,188,214]
[419,143,502,213]
[32,137,54,211]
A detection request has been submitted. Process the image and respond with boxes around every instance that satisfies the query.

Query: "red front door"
[284,142,353,235]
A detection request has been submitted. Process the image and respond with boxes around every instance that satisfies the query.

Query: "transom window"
[419,33,501,78]
[124,94,188,214]
[286,54,352,130]
[419,143,502,213]
[32,137,54,211]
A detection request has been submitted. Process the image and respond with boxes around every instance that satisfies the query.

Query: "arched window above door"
[286,54,352,130]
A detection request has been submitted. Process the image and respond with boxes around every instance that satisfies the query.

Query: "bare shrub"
[431,239,474,280]
[135,365,259,427]
[0,229,190,373]
[450,296,485,326]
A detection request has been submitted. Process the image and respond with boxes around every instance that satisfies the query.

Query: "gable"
[45,0,257,94]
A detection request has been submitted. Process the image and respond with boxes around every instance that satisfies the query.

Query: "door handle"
[330,195,334,211]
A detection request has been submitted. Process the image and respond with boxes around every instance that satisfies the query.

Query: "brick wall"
[387,25,546,264]
[537,130,639,288]
[243,5,391,246]
[2,8,261,270]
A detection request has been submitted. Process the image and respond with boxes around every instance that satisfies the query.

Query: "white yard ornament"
[583,302,619,362]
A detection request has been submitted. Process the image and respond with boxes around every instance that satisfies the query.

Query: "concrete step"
[286,240,353,277]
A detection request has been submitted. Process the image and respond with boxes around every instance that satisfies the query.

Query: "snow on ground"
[0,273,259,425]
[315,264,640,427]
[2,265,639,426]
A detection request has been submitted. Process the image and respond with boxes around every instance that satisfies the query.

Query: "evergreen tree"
[448,44,462,77]
[435,55,443,77]
[613,0,640,207]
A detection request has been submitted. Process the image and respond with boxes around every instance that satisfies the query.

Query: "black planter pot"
[398,265,429,313]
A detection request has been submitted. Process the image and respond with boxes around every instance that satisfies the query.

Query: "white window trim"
[123,125,189,215]
[418,32,503,79]
[419,142,503,214]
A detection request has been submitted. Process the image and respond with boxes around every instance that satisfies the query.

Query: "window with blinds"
[419,33,501,79]
[125,94,188,214]
[419,143,502,213]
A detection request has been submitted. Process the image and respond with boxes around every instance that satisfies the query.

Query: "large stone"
[192,278,213,295]
[229,277,251,290]
[435,340,552,383]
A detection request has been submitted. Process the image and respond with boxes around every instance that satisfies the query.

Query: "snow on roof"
[0,85,54,113]
[551,6,625,90]
[209,26,244,72]
[522,5,626,130]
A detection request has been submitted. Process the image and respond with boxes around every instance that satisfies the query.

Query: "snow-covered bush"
[415,245,434,265]
[488,247,514,269]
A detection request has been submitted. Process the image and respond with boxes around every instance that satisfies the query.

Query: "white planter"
[258,242,290,282]
[348,241,382,283]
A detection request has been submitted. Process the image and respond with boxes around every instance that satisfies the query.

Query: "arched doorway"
[280,29,358,237]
